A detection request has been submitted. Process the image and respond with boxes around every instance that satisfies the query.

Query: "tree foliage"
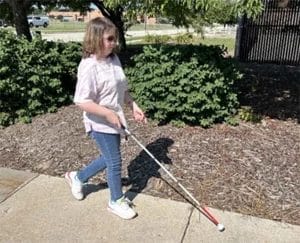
[0,29,81,126]
[1,0,264,45]
[0,1,13,25]
[103,0,264,26]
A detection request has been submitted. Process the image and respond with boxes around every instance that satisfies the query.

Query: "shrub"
[125,44,242,127]
[0,29,81,126]
[238,106,262,123]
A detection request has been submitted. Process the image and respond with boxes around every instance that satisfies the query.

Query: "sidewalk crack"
[180,206,194,243]
[0,174,40,204]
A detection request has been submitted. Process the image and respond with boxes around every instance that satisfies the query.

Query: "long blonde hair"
[82,17,119,59]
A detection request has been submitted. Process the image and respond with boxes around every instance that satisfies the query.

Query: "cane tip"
[217,223,225,232]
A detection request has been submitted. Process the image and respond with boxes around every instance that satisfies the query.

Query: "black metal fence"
[235,0,300,66]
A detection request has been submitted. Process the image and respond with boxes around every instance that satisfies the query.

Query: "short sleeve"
[112,54,128,89]
[74,59,98,104]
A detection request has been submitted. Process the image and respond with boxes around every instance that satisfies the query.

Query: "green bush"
[125,44,242,127]
[0,29,81,126]
[238,106,262,123]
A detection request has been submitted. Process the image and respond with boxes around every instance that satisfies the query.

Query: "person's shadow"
[83,137,174,200]
[124,137,174,200]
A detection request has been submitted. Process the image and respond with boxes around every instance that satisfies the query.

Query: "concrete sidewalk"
[0,167,299,243]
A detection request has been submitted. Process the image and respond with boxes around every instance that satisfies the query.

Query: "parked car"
[27,16,49,28]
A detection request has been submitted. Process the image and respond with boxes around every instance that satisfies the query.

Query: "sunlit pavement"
[1,167,299,243]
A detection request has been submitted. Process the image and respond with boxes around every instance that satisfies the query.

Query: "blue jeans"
[77,131,123,201]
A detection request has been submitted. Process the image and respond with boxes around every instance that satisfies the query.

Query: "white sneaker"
[65,171,84,200]
[107,196,136,220]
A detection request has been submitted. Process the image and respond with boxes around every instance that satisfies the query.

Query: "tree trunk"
[111,6,126,51]
[7,0,32,41]
[92,1,126,50]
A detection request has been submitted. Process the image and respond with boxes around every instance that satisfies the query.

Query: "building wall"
[48,10,157,24]
[137,15,157,24]
[47,10,102,22]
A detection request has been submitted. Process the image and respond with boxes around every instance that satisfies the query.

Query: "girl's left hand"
[133,102,147,123]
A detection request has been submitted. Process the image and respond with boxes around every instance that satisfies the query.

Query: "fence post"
[234,16,244,60]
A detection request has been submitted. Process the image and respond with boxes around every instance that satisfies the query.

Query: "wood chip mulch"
[0,63,299,226]
[0,105,299,226]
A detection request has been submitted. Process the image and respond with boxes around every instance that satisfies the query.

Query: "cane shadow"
[124,137,174,201]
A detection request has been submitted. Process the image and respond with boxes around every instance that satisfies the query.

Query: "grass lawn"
[127,35,236,55]
[199,37,235,54]
[30,22,180,33]
[4,21,235,54]
[128,23,179,31]
[32,20,87,33]
[32,21,235,53]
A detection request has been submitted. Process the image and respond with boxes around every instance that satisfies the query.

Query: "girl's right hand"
[105,109,121,129]
[75,101,122,128]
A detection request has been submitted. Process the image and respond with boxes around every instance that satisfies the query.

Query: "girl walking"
[65,17,147,220]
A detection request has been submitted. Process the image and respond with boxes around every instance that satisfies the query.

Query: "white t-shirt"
[74,54,128,134]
